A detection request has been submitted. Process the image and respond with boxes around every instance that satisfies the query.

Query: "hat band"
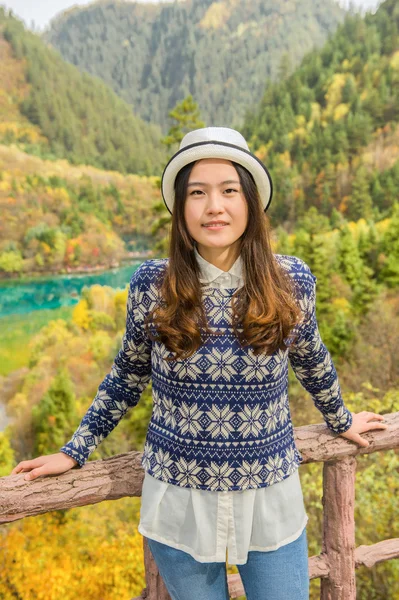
[162,139,273,185]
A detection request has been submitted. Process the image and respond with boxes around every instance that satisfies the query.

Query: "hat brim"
[161,140,273,215]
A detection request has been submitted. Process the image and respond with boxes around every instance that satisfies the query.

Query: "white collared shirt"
[138,245,308,565]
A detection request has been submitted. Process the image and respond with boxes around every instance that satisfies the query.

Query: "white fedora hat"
[161,126,273,214]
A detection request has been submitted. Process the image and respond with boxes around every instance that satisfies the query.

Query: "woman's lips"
[202,224,229,230]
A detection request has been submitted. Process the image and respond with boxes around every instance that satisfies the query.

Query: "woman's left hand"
[339,411,388,447]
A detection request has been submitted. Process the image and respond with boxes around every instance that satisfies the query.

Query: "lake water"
[0,261,144,318]
[0,260,148,432]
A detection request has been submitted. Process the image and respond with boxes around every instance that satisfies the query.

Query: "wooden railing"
[1,412,398,600]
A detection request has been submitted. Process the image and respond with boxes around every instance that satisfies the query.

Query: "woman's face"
[184,158,248,258]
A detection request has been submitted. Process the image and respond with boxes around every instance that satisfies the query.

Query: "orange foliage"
[339,195,350,213]
[0,499,146,599]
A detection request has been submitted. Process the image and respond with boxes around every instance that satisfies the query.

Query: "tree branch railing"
[1,412,398,600]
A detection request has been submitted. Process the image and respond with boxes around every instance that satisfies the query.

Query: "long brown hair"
[144,160,302,361]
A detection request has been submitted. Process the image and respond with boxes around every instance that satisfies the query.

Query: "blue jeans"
[146,526,309,600]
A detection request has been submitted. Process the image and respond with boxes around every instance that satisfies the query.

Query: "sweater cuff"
[324,407,353,435]
[59,446,85,467]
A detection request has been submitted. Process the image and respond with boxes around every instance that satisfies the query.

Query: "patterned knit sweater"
[60,255,353,492]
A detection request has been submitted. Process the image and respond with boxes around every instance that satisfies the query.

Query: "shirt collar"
[194,244,243,284]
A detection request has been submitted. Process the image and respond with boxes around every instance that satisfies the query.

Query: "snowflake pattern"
[237,404,264,438]
[60,255,353,491]
[177,402,203,437]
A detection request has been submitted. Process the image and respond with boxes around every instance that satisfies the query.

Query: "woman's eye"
[190,189,238,195]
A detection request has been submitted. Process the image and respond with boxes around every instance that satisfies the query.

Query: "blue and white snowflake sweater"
[60,255,353,492]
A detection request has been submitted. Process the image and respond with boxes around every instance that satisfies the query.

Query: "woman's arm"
[288,260,388,445]
[59,264,153,467]
[287,260,353,434]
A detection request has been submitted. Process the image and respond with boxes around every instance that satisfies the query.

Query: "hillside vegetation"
[0,145,160,277]
[0,8,167,175]
[242,0,399,225]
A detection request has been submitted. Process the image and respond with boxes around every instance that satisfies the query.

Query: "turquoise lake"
[0,261,145,318]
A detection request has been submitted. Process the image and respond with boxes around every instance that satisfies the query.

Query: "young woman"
[11,127,387,600]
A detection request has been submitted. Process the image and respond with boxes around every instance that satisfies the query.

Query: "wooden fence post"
[320,456,357,600]
[139,536,172,600]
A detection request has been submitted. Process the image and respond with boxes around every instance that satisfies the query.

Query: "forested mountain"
[0,9,167,175]
[241,0,399,225]
[44,0,347,132]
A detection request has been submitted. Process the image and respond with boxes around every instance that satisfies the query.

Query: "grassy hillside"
[44,0,347,132]
[0,8,167,175]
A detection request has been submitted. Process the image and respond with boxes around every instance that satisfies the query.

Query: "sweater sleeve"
[287,259,353,435]
[59,263,153,467]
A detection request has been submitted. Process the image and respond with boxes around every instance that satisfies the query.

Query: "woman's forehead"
[190,158,236,178]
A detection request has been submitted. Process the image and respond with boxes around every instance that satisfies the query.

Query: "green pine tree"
[161,94,205,159]
[336,224,378,315]
[348,165,373,222]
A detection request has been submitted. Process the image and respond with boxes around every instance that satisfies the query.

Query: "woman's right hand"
[10,452,79,481]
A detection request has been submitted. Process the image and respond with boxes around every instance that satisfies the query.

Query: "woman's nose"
[206,191,224,209]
